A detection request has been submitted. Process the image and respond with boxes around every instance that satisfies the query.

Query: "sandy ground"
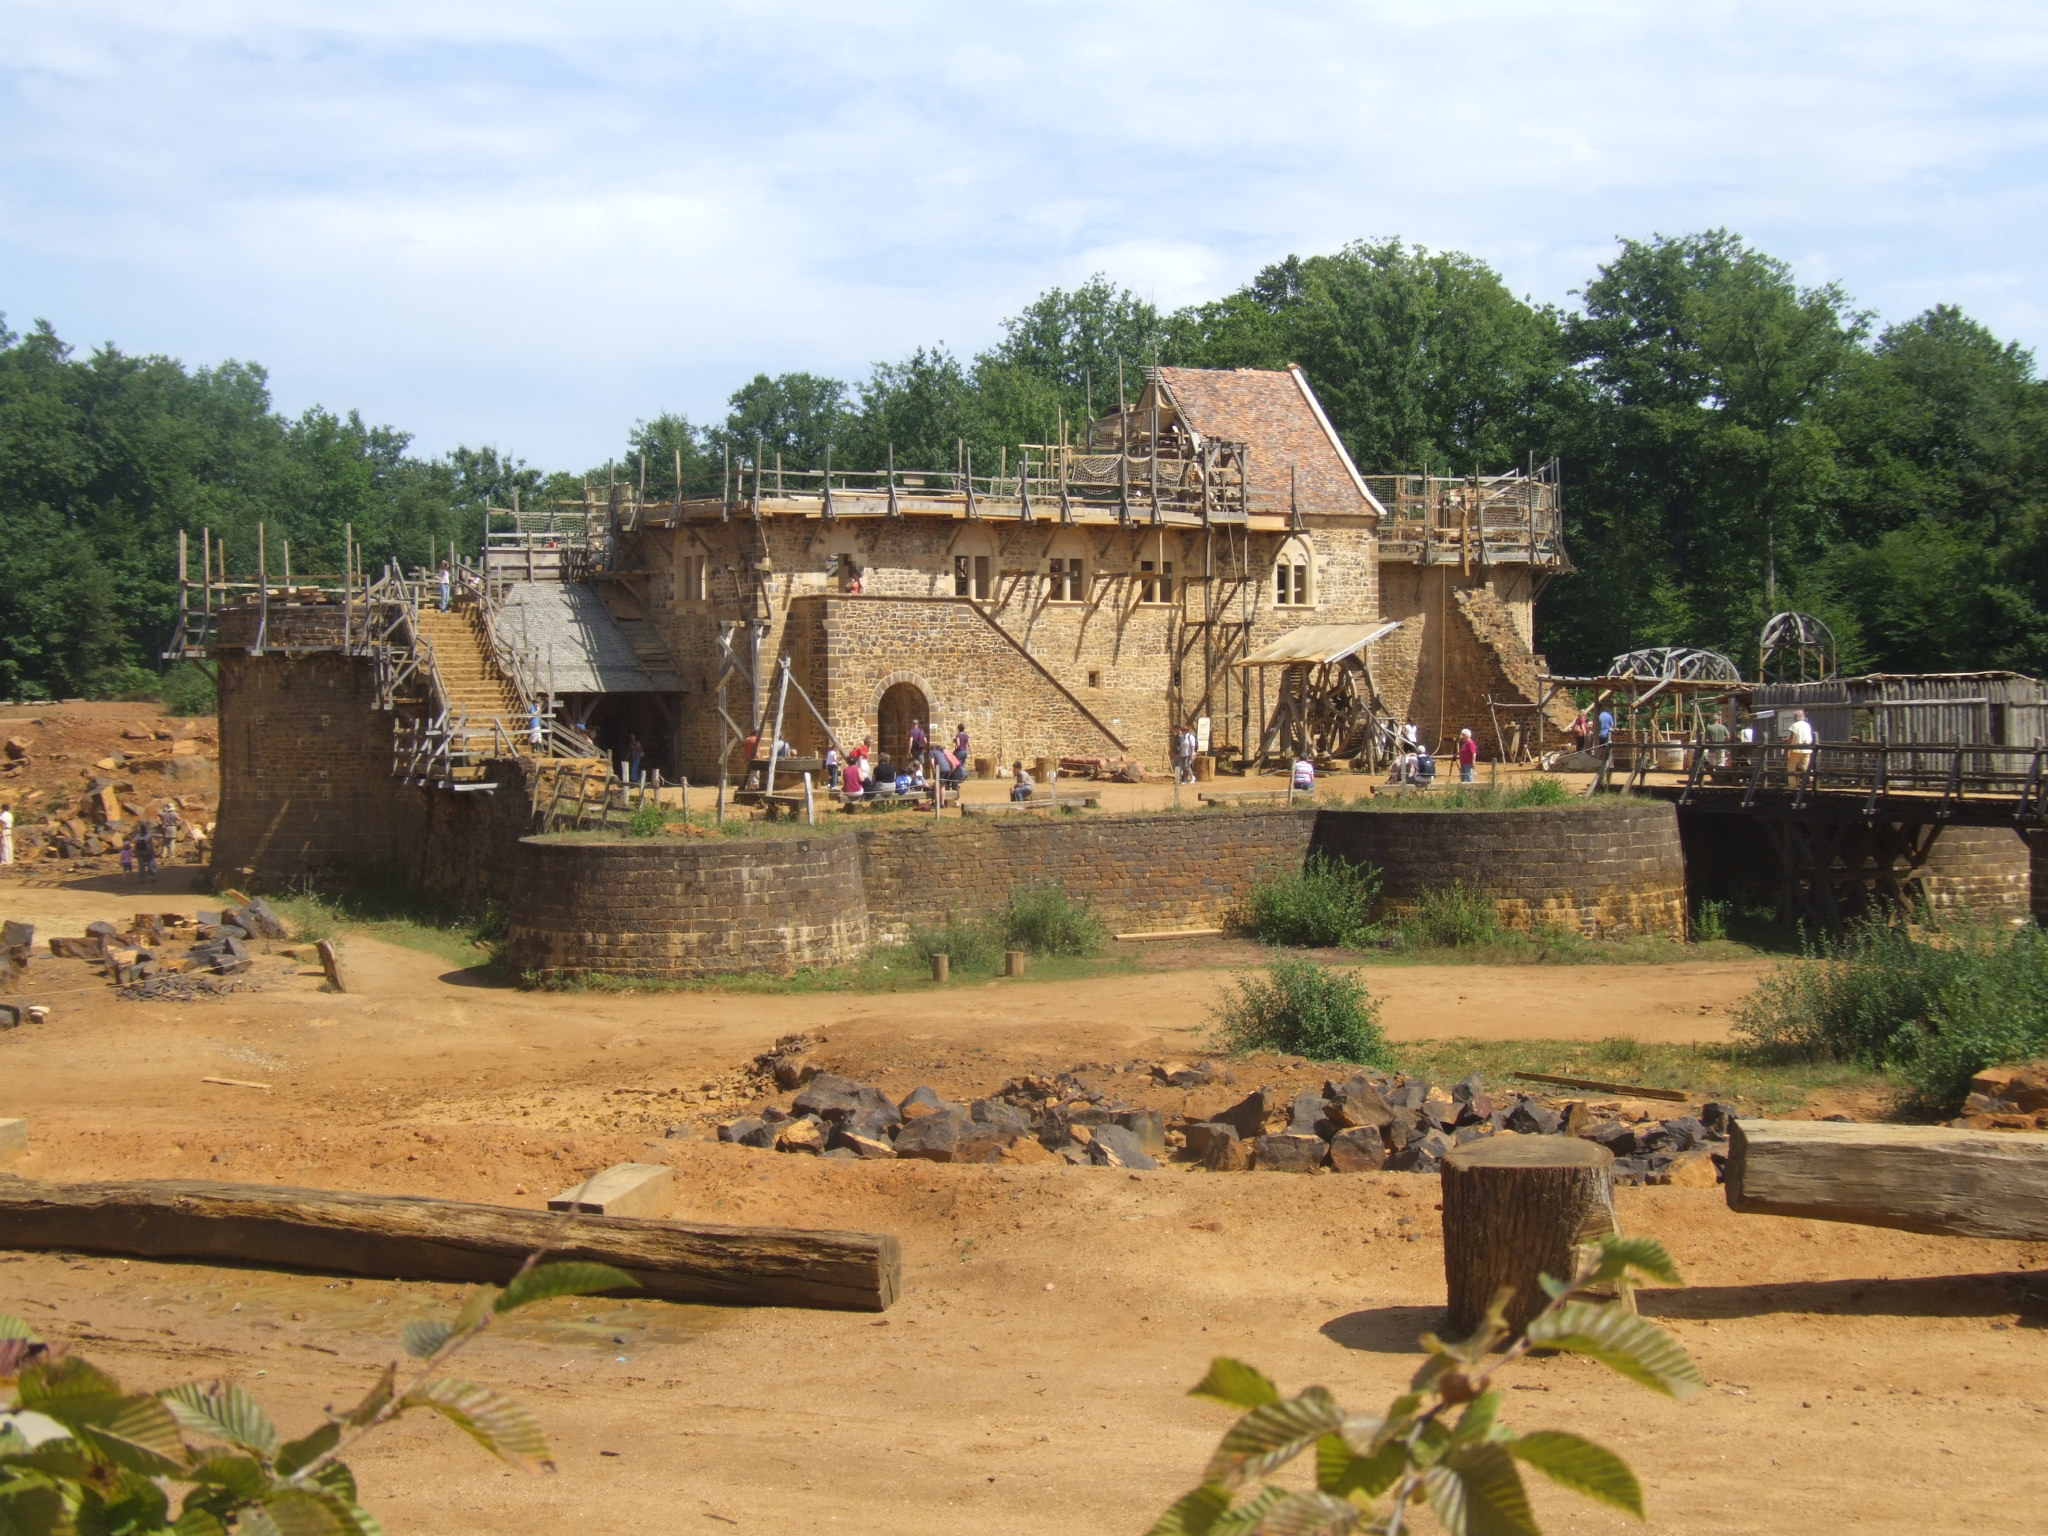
[3,871,2045,1536]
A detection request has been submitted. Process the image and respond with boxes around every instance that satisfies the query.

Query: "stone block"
[1251,1132,1326,1173]
[1327,1125,1386,1172]
[1087,1123,1158,1170]
[0,1119,22,1164]
[547,1161,675,1218]
[895,1111,968,1162]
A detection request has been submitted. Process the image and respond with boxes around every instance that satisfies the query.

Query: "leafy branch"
[0,1250,636,1536]
[1149,1235,1703,1536]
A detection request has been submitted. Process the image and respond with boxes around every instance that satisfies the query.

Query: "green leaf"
[449,1288,498,1336]
[1584,1236,1683,1289]
[1146,1485,1231,1536]
[398,1380,551,1472]
[1315,1434,1404,1502]
[0,1445,96,1482]
[307,1463,358,1506]
[15,1357,122,1409]
[0,1317,44,1345]
[1210,1489,1284,1536]
[94,1471,171,1534]
[401,1321,454,1362]
[1189,1359,1281,1411]
[275,1423,341,1478]
[1331,1414,1386,1457]
[339,1366,395,1431]
[237,1507,285,1536]
[0,1481,67,1536]
[1510,1431,1645,1517]
[68,1394,190,1476]
[1423,1444,1539,1536]
[1203,1388,1345,1491]
[1255,1490,1359,1536]
[1523,1304,1704,1399]
[185,1453,273,1501]
[1450,1391,1507,1446]
[256,1490,349,1536]
[172,1506,229,1536]
[493,1263,636,1314]
[162,1383,280,1457]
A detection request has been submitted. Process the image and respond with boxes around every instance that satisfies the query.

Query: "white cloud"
[3,0,2047,463]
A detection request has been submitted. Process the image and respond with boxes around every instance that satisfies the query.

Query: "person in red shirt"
[1457,727,1479,783]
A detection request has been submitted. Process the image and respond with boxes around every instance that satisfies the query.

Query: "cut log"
[0,1177,899,1312]
[1725,1119,2048,1241]
[551,1163,675,1218]
[1440,1133,1622,1337]
[1510,1071,1690,1103]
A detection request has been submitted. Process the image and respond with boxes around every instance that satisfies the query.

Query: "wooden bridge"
[1615,739,2046,930]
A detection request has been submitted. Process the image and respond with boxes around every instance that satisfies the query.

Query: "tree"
[713,372,850,471]
[985,275,1169,429]
[1542,231,1866,670]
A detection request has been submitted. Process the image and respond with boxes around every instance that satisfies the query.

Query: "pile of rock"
[717,1061,1734,1182]
[1183,1073,1732,1185]
[1955,1063,2048,1130]
[26,899,290,990]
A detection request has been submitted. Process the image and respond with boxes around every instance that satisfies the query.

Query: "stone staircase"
[1452,586,1579,740]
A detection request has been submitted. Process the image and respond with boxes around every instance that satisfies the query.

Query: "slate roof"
[496,582,685,695]
[1151,366,1383,520]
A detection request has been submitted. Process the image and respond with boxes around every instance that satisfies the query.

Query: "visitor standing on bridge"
[1786,709,1816,776]
[437,560,452,612]
[1570,711,1589,753]
[1457,728,1479,783]
[1597,706,1614,745]
[1704,714,1731,768]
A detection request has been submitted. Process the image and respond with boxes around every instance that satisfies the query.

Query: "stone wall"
[1309,801,1689,937]
[857,808,1317,941]
[1918,825,2033,918]
[505,833,871,980]
[500,800,1692,977]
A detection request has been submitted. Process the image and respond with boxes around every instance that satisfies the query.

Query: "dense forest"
[4,228,2045,701]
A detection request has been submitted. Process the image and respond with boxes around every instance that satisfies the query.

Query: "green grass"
[1232,853,1384,948]
[1388,1037,1890,1115]
[270,880,507,975]
[1331,776,1615,812]
[528,949,1137,995]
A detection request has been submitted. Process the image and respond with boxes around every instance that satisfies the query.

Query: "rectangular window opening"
[1087,670,1101,689]
[974,554,991,600]
[954,555,971,597]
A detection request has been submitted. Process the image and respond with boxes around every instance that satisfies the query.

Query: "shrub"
[159,661,218,716]
[627,802,666,836]
[1692,898,1730,942]
[904,911,1006,972]
[1212,956,1390,1064]
[1506,774,1571,807]
[1003,882,1105,957]
[1732,919,2048,1109]
[1232,853,1382,948]
[1401,880,1501,948]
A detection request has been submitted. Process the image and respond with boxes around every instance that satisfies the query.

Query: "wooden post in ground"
[1004,950,1026,978]
[803,771,815,825]
[1441,1134,1621,1337]
[313,940,348,995]
[931,953,949,983]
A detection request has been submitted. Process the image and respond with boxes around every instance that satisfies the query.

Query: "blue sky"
[5,0,2047,469]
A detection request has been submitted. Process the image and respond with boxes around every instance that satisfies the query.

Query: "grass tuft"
[1232,853,1383,949]
[1212,956,1391,1065]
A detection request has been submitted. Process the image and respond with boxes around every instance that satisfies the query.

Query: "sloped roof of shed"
[497,582,685,695]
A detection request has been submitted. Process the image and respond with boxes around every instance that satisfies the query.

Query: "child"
[119,837,135,878]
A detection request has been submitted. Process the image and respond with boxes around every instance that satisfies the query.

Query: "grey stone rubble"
[715,1057,1736,1182]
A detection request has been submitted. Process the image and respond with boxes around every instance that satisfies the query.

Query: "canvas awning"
[1237,620,1401,669]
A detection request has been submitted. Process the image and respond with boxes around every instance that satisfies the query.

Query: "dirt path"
[3,876,2042,1535]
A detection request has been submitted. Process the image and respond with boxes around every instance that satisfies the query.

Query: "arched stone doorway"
[877,681,928,767]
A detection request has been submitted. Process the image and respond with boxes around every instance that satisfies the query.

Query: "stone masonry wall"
[214,650,405,888]
[1309,801,1689,937]
[1918,825,2033,918]
[856,808,1318,942]
[505,834,871,980]
[501,800,1691,978]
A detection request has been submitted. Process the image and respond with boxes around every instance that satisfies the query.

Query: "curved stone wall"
[1308,801,1689,937]
[1918,825,2033,919]
[505,833,870,981]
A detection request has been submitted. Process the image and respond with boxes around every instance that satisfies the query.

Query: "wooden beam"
[0,1177,900,1312]
[1725,1119,2048,1241]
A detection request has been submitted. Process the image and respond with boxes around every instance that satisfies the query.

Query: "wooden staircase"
[410,602,527,740]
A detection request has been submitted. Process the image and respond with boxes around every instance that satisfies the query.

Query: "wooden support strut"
[0,1177,900,1311]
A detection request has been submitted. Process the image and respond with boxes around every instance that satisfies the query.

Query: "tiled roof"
[498,582,685,695]
[1152,366,1379,519]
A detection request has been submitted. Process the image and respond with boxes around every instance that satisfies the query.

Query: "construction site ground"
[4,854,2045,1533]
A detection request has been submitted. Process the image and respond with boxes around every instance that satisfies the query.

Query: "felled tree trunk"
[1440,1135,1622,1337]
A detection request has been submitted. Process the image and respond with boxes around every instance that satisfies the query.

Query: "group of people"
[830,719,972,802]
[1379,723,1481,786]
[117,805,183,883]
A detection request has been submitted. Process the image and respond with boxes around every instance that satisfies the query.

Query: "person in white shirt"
[1785,709,1816,775]
[1292,755,1316,792]
[0,807,12,867]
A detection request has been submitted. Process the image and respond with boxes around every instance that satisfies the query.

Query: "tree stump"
[1440,1134,1623,1338]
